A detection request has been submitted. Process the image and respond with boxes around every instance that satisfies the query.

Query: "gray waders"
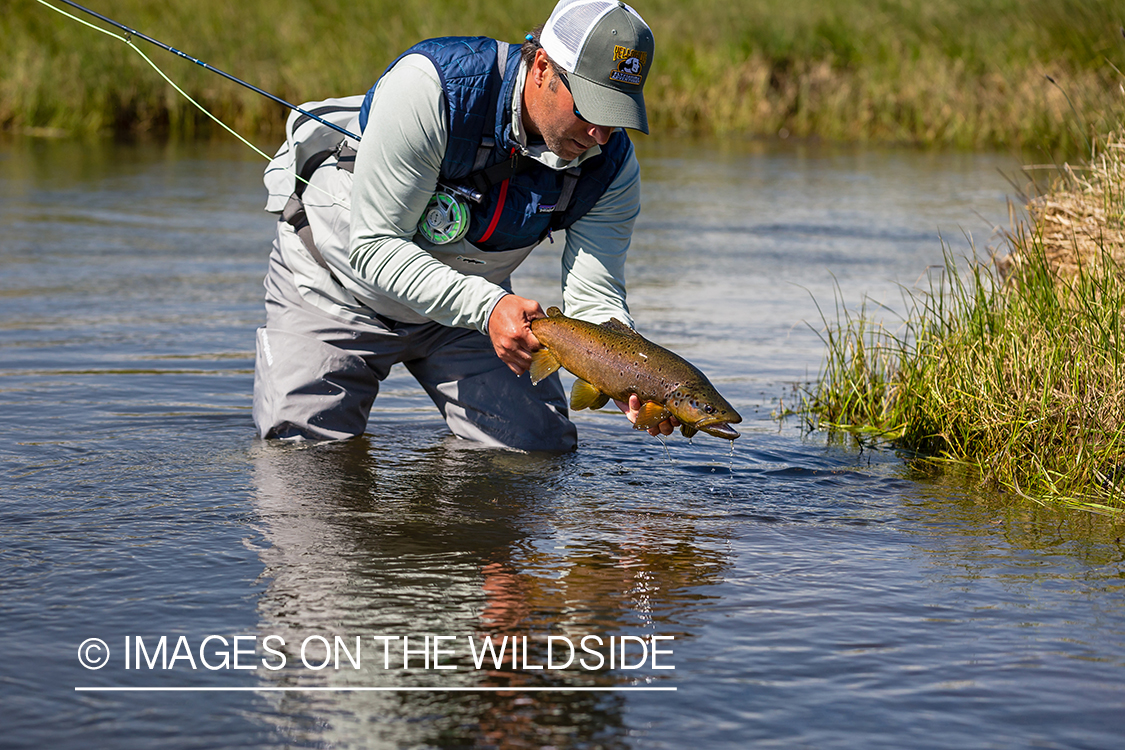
[253,96,577,451]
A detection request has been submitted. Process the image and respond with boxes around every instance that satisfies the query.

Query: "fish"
[528,307,742,439]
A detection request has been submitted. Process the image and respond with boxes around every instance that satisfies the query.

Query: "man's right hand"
[488,294,546,375]
[614,394,680,436]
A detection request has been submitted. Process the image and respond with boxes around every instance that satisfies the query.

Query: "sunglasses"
[553,67,592,124]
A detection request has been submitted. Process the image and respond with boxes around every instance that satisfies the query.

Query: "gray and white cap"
[540,0,655,133]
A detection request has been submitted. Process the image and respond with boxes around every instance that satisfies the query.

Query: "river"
[2,135,1122,749]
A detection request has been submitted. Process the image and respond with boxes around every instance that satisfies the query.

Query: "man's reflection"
[249,434,727,747]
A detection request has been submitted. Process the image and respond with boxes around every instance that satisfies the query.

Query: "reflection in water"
[249,438,728,747]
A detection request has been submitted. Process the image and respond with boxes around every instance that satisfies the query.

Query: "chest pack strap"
[555,168,580,215]
[467,151,536,196]
[470,41,510,175]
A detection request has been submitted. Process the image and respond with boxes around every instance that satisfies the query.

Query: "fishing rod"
[41,0,482,229]
[46,0,362,142]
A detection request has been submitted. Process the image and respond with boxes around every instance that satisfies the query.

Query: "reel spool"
[418,191,471,245]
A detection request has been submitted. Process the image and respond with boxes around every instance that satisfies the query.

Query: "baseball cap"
[539,0,655,133]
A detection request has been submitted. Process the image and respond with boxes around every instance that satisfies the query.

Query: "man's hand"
[489,294,545,374]
[614,394,680,436]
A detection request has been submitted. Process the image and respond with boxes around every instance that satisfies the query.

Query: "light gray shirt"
[346,53,641,333]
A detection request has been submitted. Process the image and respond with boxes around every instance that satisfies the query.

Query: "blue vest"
[359,37,632,252]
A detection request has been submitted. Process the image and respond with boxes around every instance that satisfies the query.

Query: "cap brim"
[568,73,649,134]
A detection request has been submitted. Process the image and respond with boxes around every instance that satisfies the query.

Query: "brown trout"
[529,307,742,439]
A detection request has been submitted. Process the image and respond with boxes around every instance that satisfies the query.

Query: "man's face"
[524,50,615,162]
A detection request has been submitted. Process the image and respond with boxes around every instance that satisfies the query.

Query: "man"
[254,0,673,450]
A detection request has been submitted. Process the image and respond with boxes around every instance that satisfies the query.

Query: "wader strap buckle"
[281,194,330,271]
[335,141,357,173]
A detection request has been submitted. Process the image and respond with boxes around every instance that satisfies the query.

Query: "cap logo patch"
[610,46,646,86]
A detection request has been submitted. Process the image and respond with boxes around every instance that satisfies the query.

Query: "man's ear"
[530,48,551,87]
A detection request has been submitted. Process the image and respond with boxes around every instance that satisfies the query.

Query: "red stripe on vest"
[478,178,509,244]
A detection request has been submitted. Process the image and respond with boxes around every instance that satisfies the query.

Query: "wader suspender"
[284,41,580,270]
[280,142,351,272]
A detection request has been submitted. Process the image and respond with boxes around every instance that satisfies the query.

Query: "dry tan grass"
[1001,132,1125,278]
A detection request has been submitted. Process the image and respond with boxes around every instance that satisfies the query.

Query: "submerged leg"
[405,328,577,452]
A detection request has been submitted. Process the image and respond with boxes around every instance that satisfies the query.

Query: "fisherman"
[254,0,674,450]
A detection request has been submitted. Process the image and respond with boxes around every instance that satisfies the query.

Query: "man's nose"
[587,124,614,145]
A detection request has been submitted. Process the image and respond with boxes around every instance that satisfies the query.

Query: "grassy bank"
[3,0,1124,150]
[798,131,1125,515]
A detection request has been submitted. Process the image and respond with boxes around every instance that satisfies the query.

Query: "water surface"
[2,136,1122,749]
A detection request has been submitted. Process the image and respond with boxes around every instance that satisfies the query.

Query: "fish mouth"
[696,419,741,439]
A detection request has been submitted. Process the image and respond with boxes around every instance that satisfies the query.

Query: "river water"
[2,135,1122,749]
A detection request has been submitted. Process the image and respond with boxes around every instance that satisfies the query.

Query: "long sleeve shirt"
[345,53,641,332]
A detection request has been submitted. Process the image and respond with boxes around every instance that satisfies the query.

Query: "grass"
[798,131,1125,516]
[3,0,1124,151]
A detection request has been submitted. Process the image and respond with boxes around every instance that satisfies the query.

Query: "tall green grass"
[3,0,1124,150]
[799,133,1125,515]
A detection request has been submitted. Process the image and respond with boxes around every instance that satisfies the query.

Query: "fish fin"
[601,318,640,337]
[529,348,562,385]
[545,306,564,318]
[570,379,609,411]
[680,424,698,439]
[634,402,672,430]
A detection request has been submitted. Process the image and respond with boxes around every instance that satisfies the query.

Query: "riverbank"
[4,0,1123,151]
[798,131,1125,515]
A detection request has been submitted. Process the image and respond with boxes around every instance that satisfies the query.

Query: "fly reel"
[418,190,471,245]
